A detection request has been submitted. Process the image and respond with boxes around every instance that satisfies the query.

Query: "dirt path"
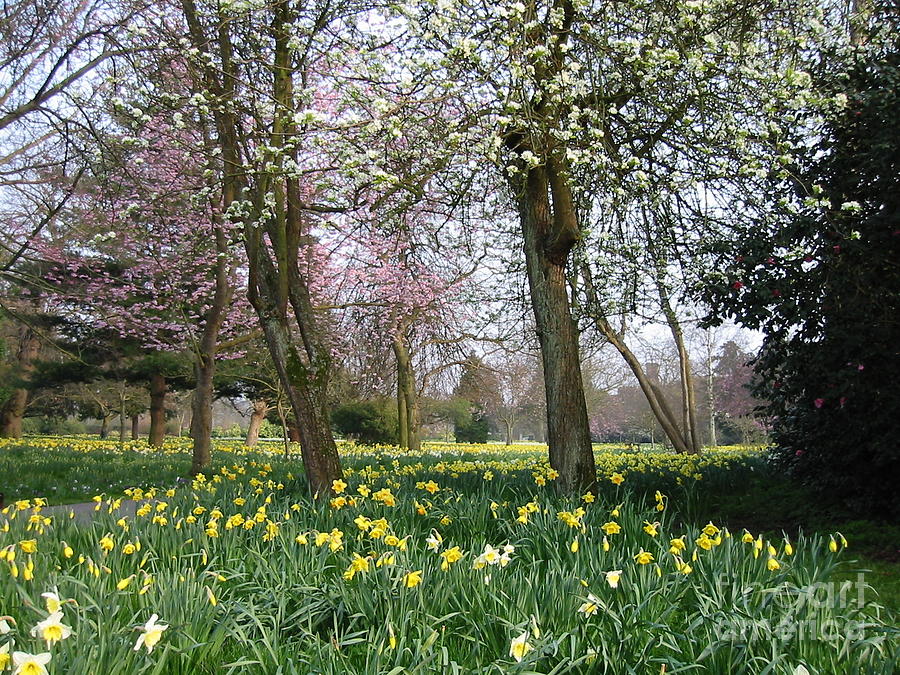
[41,500,140,524]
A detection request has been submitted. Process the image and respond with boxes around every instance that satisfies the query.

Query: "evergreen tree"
[702,31,900,516]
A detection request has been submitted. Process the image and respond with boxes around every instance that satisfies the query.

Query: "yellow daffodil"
[601,521,621,535]
[402,570,423,588]
[634,549,654,565]
[440,546,464,570]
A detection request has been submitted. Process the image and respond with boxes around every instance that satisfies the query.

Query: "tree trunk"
[0,324,40,438]
[593,313,694,455]
[189,357,216,475]
[396,367,409,449]
[254,312,341,496]
[99,415,110,439]
[705,333,718,448]
[505,419,513,445]
[392,331,420,451]
[512,162,596,493]
[181,0,342,496]
[188,145,234,474]
[131,414,140,440]
[149,373,167,448]
[654,269,701,454]
[287,419,301,442]
[245,400,268,446]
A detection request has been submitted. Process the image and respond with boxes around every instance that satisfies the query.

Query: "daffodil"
[134,614,168,654]
[0,643,10,670]
[40,591,62,614]
[440,546,464,570]
[425,530,443,552]
[509,630,532,662]
[606,569,622,588]
[402,570,423,588]
[577,594,600,616]
[11,651,51,675]
[634,549,654,565]
[30,612,72,647]
[601,521,621,535]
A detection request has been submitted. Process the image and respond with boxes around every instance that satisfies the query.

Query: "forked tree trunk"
[149,373,167,448]
[246,400,268,446]
[181,0,343,496]
[593,313,693,455]
[0,325,40,438]
[654,266,701,454]
[512,160,596,493]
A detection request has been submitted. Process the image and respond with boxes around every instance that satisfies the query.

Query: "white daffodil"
[30,612,72,647]
[134,614,169,653]
[12,651,52,675]
[509,630,532,662]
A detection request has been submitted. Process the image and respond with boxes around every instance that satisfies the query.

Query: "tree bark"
[245,400,268,446]
[392,330,420,451]
[189,358,215,474]
[0,324,40,438]
[99,415,110,439]
[592,312,693,455]
[654,267,701,454]
[511,161,596,493]
[131,414,140,440]
[149,373,167,448]
[287,419,301,442]
[180,0,343,496]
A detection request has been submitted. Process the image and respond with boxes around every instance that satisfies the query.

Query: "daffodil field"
[1,438,897,673]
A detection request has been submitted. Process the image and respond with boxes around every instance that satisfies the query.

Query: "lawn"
[1,437,897,673]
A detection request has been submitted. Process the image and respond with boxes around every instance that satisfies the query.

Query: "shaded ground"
[41,499,141,523]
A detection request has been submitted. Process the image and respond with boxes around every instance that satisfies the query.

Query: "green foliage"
[454,410,489,443]
[701,38,900,518]
[331,399,397,444]
[22,416,88,436]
